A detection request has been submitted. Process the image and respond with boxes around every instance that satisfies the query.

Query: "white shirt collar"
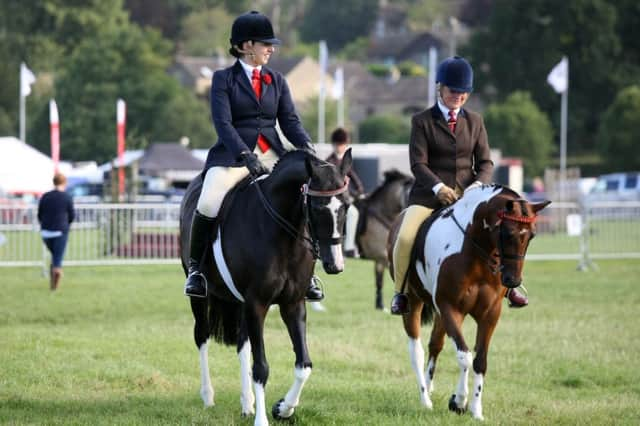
[437,100,460,119]
[239,59,262,82]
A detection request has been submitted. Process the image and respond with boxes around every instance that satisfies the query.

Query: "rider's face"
[440,85,469,110]
[244,41,275,67]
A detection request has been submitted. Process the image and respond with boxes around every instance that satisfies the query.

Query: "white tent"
[0,136,55,195]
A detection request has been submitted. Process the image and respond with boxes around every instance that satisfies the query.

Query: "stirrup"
[184,272,208,298]
[306,275,325,301]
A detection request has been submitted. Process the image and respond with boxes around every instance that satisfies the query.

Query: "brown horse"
[388,184,550,420]
[355,170,413,310]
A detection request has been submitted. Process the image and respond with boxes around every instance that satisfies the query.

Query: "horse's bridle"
[252,176,350,259]
[450,208,537,276]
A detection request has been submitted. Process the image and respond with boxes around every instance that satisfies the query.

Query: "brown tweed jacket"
[408,105,494,208]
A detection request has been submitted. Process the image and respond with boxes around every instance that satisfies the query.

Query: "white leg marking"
[469,371,485,420]
[454,348,473,410]
[276,366,312,419]
[409,338,433,409]
[198,341,214,407]
[425,357,436,394]
[253,381,269,426]
[238,340,255,416]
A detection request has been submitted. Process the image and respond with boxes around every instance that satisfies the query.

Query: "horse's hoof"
[448,394,466,414]
[272,398,294,420]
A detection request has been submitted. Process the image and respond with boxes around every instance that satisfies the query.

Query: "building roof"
[138,143,204,172]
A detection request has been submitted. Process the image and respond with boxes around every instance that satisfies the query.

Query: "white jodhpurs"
[343,204,359,252]
[196,147,280,218]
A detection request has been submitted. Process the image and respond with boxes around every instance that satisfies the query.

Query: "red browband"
[497,211,537,224]
[302,176,350,197]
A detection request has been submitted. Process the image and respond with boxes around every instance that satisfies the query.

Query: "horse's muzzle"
[320,244,344,274]
[501,273,522,288]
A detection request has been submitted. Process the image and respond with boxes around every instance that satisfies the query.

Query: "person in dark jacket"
[389,56,528,315]
[38,172,75,291]
[325,128,364,257]
[184,11,323,300]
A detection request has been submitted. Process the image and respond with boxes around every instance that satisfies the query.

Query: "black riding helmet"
[230,11,281,46]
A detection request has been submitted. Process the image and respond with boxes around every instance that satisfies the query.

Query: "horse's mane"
[367,169,411,201]
[270,149,312,175]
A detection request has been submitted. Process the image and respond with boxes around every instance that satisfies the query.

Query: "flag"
[332,67,344,100]
[547,57,568,93]
[50,100,60,172]
[117,99,126,196]
[20,62,36,97]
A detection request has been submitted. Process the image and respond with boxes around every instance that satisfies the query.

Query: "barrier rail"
[1,201,639,269]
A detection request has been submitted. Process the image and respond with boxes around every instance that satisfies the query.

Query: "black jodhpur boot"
[184,211,216,298]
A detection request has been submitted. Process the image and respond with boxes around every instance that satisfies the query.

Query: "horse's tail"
[420,298,435,325]
[208,296,241,346]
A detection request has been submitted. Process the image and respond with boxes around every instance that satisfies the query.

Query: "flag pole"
[19,88,25,142]
[318,41,328,143]
[559,56,569,201]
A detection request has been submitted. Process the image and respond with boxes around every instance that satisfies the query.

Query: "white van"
[584,172,640,203]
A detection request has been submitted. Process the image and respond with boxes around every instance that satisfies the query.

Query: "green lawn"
[1,259,639,425]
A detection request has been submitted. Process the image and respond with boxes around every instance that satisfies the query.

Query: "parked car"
[582,172,640,203]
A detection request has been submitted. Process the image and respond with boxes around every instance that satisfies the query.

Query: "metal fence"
[1,201,639,269]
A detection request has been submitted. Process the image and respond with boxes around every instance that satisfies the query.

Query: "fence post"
[577,201,597,271]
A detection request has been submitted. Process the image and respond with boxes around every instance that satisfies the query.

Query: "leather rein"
[252,175,350,259]
[450,208,537,274]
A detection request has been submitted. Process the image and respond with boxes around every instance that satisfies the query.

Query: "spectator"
[38,173,75,291]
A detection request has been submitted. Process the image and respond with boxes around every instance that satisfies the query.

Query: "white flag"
[332,67,344,100]
[20,62,36,97]
[547,56,568,94]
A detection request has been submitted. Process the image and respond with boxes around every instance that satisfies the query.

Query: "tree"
[29,22,209,163]
[597,85,640,171]
[298,96,341,144]
[299,0,378,51]
[358,114,410,144]
[463,0,638,156]
[0,0,129,139]
[483,91,554,178]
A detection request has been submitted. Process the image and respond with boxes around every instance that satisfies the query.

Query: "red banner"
[50,100,60,173]
[117,99,126,197]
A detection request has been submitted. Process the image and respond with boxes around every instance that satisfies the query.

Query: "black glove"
[240,151,269,177]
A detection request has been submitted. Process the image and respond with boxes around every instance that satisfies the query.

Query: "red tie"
[448,110,457,133]
[251,69,270,153]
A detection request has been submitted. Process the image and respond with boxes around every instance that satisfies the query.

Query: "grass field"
[1,259,639,425]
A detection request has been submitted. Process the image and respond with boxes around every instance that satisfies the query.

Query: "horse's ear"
[531,200,552,213]
[340,148,353,176]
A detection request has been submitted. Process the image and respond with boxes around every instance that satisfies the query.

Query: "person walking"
[184,11,323,301]
[38,172,75,291]
[390,56,529,315]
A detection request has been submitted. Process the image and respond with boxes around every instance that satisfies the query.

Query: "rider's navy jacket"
[204,60,311,170]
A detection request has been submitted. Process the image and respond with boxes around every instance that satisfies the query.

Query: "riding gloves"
[437,185,458,205]
[240,151,269,177]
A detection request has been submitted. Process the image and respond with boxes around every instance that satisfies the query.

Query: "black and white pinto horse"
[179,150,352,426]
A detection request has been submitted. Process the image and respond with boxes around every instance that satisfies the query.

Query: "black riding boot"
[306,275,325,301]
[184,211,216,298]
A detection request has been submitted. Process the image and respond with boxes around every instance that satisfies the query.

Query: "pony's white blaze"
[239,340,255,415]
[328,196,343,238]
[408,337,433,409]
[416,186,503,312]
[198,341,214,407]
[331,244,344,270]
